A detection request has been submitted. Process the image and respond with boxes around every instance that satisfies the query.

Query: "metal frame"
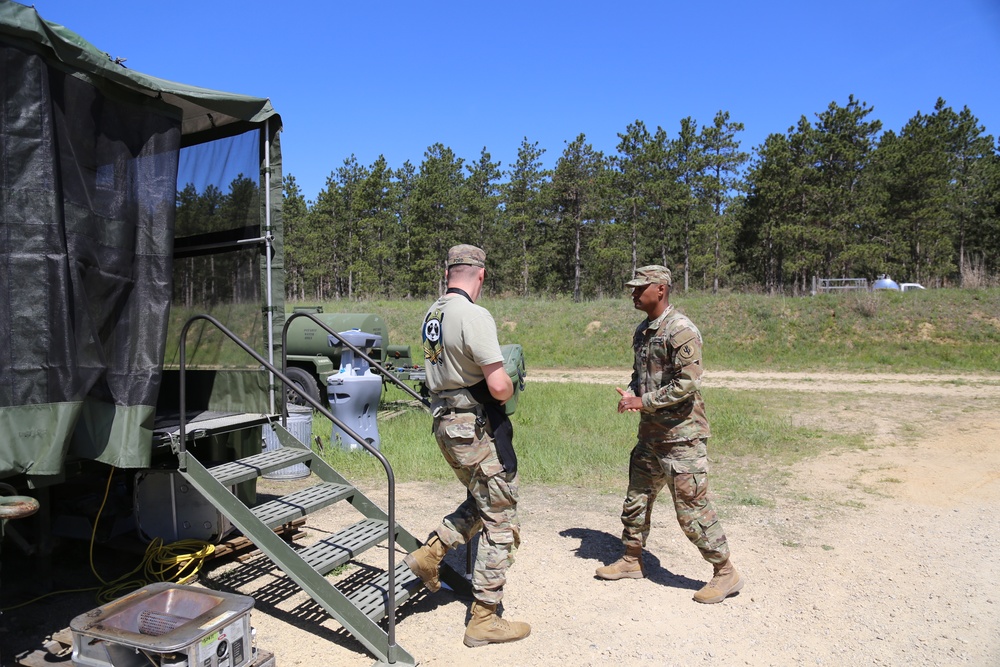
[177,314,422,666]
[815,277,869,294]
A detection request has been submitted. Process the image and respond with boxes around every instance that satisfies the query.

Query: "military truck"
[283,306,424,405]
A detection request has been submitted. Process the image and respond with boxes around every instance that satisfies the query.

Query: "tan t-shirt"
[421,294,503,409]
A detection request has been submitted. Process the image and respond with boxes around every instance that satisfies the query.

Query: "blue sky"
[30,0,1000,203]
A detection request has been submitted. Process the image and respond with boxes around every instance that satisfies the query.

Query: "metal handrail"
[178,313,406,662]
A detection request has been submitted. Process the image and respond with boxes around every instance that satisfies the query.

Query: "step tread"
[298,518,390,575]
[251,482,354,528]
[343,561,420,620]
[210,447,314,486]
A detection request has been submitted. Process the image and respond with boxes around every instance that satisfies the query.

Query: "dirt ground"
[4,370,999,666]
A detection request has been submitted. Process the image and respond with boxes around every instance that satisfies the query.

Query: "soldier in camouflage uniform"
[403,244,531,647]
[596,265,744,604]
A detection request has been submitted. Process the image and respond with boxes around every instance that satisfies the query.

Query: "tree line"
[270,95,999,300]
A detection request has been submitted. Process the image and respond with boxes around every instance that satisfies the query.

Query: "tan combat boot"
[403,534,449,593]
[463,601,531,647]
[693,559,744,603]
[594,545,644,580]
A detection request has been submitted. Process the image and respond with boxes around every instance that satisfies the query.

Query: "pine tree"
[698,111,748,293]
[504,138,548,296]
[549,134,606,301]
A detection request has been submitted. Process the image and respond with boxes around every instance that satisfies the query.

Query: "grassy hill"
[295,287,1000,493]
[296,287,1000,374]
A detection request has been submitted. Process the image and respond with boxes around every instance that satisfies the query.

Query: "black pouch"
[484,403,516,475]
[467,380,518,475]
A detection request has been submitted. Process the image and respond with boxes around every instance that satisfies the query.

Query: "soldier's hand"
[616,387,641,413]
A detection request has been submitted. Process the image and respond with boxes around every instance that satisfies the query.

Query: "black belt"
[444,407,478,414]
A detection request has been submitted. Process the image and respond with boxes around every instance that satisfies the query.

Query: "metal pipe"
[263,122,276,414]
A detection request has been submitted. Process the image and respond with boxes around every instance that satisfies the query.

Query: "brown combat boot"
[594,545,645,580]
[463,601,531,647]
[403,534,449,593]
[693,559,744,603]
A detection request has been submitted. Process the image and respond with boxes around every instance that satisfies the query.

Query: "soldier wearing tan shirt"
[404,244,530,648]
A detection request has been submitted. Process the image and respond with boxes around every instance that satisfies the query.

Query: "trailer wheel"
[284,367,320,407]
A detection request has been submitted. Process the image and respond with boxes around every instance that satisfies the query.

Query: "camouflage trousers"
[619,438,730,564]
[431,411,520,604]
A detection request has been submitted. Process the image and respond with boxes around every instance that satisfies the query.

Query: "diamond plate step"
[299,518,390,576]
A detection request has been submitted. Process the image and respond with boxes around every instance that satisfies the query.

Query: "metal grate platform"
[345,561,420,621]
[154,411,277,444]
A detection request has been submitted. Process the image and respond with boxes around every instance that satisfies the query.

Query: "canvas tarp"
[0,0,284,481]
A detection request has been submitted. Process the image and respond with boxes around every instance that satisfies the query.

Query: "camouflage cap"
[625,265,672,287]
[446,244,486,268]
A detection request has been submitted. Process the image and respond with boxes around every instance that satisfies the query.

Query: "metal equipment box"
[134,470,234,544]
[71,583,255,667]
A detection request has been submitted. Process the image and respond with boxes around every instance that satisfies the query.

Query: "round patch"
[424,318,441,343]
[677,342,697,362]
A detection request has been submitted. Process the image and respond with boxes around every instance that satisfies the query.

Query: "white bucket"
[262,406,313,480]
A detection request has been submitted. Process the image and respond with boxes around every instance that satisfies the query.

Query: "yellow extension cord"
[2,465,216,611]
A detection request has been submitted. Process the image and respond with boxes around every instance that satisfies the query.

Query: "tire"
[284,366,320,407]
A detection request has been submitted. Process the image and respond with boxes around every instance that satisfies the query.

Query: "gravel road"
[231,370,1000,666]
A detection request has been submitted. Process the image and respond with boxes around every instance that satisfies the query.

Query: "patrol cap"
[625,265,672,287]
[447,244,486,268]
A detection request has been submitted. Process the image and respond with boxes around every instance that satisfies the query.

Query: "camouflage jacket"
[627,305,711,443]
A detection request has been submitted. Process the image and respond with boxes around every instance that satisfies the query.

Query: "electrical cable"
[96,536,216,604]
[2,465,217,611]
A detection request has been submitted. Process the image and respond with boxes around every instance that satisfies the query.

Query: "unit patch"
[671,328,700,364]
[422,308,445,365]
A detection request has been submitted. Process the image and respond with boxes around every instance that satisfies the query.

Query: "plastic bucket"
[262,406,313,479]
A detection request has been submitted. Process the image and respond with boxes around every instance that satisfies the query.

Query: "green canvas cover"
[0,0,279,143]
[0,0,284,482]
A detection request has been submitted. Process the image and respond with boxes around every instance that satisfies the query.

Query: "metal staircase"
[170,313,458,667]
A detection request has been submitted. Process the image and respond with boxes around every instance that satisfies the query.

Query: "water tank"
[285,310,387,359]
[872,275,900,290]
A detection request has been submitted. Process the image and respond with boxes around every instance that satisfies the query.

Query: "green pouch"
[501,344,526,415]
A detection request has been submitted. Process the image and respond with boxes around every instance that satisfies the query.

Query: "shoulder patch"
[422,308,445,365]
[669,326,698,348]
[670,324,701,364]
[675,339,699,363]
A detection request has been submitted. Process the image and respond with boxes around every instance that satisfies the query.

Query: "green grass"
[312,384,865,498]
[295,287,1000,373]
[170,287,1000,372]
[190,288,998,504]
